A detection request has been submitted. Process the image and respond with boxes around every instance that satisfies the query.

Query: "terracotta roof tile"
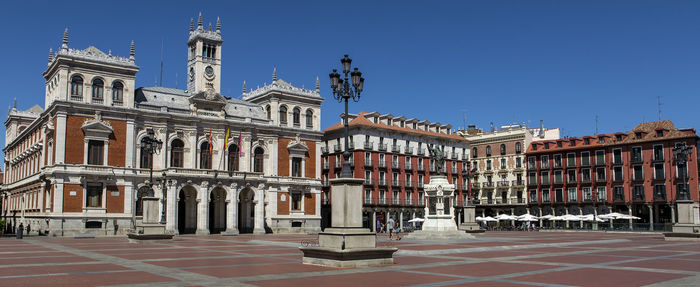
[324,114,467,142]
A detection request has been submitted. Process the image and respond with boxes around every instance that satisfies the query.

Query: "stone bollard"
[16,223,24,239]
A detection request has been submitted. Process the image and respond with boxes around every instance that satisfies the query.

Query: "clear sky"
[1,0,700,166]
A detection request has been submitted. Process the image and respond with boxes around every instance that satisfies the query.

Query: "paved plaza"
[1,231,699,287]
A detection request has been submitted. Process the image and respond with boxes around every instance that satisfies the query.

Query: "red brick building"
[525,121,699,230]
[321,112,469,231]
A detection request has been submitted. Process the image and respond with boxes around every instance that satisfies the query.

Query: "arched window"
[228,144,239,171]
[306,109,313,128]
[140,138,153,169]
[500,144,506,155]
[92,78,104,103]
[112,82,124,105]
[265,105,271,120]
[515,142,522,154]
[486,146,492,157]
[70,76,83,100]
[279,106,288,124]
[292,107,301,125]
[170,139,184,168]
[200,141,211,169]
[254,147,264,173]
[472,147,478,158]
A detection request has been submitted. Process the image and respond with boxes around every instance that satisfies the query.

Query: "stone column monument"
[405,145,474,240]
[300,177,397,267]
[127,196,173,240]
[665,200,700,241]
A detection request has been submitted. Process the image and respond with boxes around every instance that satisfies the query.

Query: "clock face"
[205,66,214,76]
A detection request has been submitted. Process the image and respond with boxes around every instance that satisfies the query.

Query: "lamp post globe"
[329,54,364,178]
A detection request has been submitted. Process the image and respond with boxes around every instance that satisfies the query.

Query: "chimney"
[539,120,545,138]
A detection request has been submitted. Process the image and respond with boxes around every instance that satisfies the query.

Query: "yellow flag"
[224,127,230,149]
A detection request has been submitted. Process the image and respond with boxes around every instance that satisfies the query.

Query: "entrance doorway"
[178,186,197,234]
[209,187,227,234]
[238,188,254,233]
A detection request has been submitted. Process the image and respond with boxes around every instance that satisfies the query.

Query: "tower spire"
[315,76,320,91]
[216,17,221,34]
[189,18,194,32]
[272,67,277,82]
[61,28,69,50]
[48,48,53,66]
[242,81,247,93]
[129,40,135,60]
[197,12,203,29]
[208,22,212,31]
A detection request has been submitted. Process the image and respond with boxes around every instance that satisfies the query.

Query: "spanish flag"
[224,127,230,150]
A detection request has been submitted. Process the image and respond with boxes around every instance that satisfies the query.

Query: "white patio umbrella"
[408,218,425,223]
[496,214,517,221]
[481,216,498,222]
[616,214,641,220]
[539,215,554,220]
[475,216,484,221]
[548,215,564,221]
[598,212,627,220]
[561,214,583,221]
[517,214,539,221]
[579,214,605,222]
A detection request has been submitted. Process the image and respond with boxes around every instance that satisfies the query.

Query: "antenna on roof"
[595,115,599,135]
[657,96,662,121]
[460,109,466,130]
[175,72,178,89]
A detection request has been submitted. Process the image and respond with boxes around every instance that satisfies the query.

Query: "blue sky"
[1,1,700,166]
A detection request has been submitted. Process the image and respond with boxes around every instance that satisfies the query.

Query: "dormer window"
[557,141,562,148]
[374,117,378,124]
[656,130,663,137]
[598,137,605,144]
[615,134,622,141]
[544,143,549,149]
[413,123,417,129]
[584,138,590,145]
[635,132,642,139]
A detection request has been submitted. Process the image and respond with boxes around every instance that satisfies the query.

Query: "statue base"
[664,201,700,241]
[460,206,484,233]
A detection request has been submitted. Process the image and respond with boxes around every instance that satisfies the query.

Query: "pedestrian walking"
[387,217,395,240]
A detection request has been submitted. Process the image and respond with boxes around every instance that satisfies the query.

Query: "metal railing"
[392,161,400,169]
[392,145,401,153]
[483,182,495,188]
[378,179,387,186]
[378,161,387,168]
[404,146,413,154]
[323,162,330,169]
[497,181,509,187]
[364,142,374,150]
[417,164,425,171]
[405,162,413,170]
[417,182,424,188]
[391,180,400,187]
[321,146,329,154]
[334,145,341,152]
[378,143,387,151]
[364,178,374,185]
[364,160,373,167]
[511,180,524,186]
[472,182,481,189]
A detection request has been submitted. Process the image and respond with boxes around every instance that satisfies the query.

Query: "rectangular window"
[567,169,576,182]
[365,152,371,162]
[613,186,624,201]
[581,152,590,166]
[87,140,104,165]
[365,189,372,202]
[653,145,664,161]
[291,193,302,210]
[541,155,549,168]
[613,166,623,181]
[654,163,664,179]
[554,170,563,184]
[541,171,550,185]
[380,190,386,204]
[633,165,643,181]
[597,186,607,200]
[631,147,643,162]
[528,172,536,185]
[486,160,492,170]
[500,158,506,169]
[568,187,577,202]
[553,154,562,168]
[529,189,537,202]
[596,167,606,181]
[567,153,576,167]
[516,157,522,168]
[595,150,605,165]
[633,185,644,200]
[613,149,622,164]
[542,189,550,202]
[292,158,302,177]
[86,184,102,208]
[653,184,666,200]
[555,188,563,202]
[581,168,591,182]
[583,187,592,201]
[528,156,536,169]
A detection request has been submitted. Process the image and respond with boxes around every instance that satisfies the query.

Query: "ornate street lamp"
[139,129,162,225]
[330,55,364,178]
[158,172,172,224]
[673,144,693,201]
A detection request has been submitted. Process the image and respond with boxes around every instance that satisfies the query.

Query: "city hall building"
[1,15,324,236]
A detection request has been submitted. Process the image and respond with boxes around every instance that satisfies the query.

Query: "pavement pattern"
[1,231,699,287]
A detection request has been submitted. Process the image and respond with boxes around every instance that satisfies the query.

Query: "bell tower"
[187,13,223,94]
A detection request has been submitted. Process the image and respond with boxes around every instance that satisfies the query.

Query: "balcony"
[567,178,577,184]
[483,182,495,188]
[334,145,341,152]
[541,180,550,186]
[472,182,481,189]
[364,142,374,150]
[404,146,413,155]
[497,181,509,187]
[553,178,563,184]
[654,174,665,180]
[632,176,644,182]
[364,160,373,167]
[581,177,591,184]
[653,155,664,162]
[581,161,591,167]
[71,95,83,101]
[391,180,400,187]
[417,164,425,171]
[392,161,400,169]
[364,197,374,204]
[612,158,623,165]
[568,197,578,203]
[378,143,387,151]
[321,146,329,154]
[405,162,413,170]
[392,145,401,153]
[541,164,550,169]
[511,180,524,187]
[452,153,459,160]
[553,162,562,169]
[392,198,401,205]
[630,156,643,164]
[378,161,387,168]
[378,179,387,186]
[92,97,104,104]
[596,177,606,183]
[527,164,537,170]
[566,161,576,168]
[364,178,374,185]
[405,181,413,188]
[527,180,538,186]
[595,160,605,166]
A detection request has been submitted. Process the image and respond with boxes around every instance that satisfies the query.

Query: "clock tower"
[187,13,223,94]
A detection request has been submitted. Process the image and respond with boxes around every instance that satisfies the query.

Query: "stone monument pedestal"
[665,200,700,241]
[460,205,484,233]
[404,175,474,240]
[300,178,397,267]
[127,197,174,240]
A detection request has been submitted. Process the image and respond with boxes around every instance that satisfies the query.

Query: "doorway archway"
[209,187,227,234]
[238,188,255,233]
[178,186,198,234]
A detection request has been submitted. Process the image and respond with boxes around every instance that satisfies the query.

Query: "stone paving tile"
[443,280,541,287]
[148,256,292,268]
[599,249,684,258]
[115,251,232,260]
[530,254,632,265]
[188,262,331,278]
[7,270,177,287]
[0,263,129,277]
[509,267,690,287]
[411,261,556,277]
[393,255,461,265]
[0,251,74,258]
[448,250,535,258]
[251,270,458,287]
[0,255,96,265]
[615,258,700,272]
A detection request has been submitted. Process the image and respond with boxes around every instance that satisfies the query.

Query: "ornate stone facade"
[2,14,323,236]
